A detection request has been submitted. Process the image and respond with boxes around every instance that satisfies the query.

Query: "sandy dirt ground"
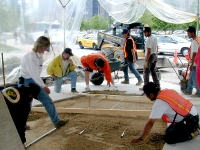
[25,96,166,150]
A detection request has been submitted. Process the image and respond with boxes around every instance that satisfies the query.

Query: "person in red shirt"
[81,53,116,92]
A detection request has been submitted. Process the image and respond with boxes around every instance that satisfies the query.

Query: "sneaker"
[181,90,192,95]
[71,88,79,93]
[55,119,69,129]
[136,80,143,86]
[121,80,129,84]
[25,125,31,130]
[82,87,91,93]
[191,92,200,97]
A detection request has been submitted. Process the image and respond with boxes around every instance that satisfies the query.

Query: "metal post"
[197,0,199,36]
[1,53,6,88]
[64,0,66,49]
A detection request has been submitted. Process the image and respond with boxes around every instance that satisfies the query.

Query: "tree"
[80,19,90,30]
[80,15,111,30]
[89,15,109,30]
[0,0,20,32]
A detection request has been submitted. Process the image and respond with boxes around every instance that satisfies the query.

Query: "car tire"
[93,43,98,50]
[181,48,188,56]
[79,42,84,49]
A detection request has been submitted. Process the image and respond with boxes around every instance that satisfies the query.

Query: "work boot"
[82,87,91,93]
[121,80,129,84]
[191,92,200,97]
[181,90,192,95]
[71,88,79,93]
[55,119,69,129]
[136,80,143,86]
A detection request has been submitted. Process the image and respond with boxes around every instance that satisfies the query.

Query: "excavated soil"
[26,113,165,150]
[25,96,166,150]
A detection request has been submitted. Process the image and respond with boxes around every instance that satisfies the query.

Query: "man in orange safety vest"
[131,82,199,144]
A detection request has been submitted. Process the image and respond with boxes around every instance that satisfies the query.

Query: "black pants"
[143,53,160,86]
[164,114,199,144]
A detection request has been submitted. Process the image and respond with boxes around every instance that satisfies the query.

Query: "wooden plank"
[0,94,25,150]
[32,107,151,117]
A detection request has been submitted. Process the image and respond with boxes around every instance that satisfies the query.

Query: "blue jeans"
[54,71,77,93]
[19,78,60,126]
[187,66,200,93]
[123,58,142,81]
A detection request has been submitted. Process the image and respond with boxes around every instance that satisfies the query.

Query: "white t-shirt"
[149,99,197,123]
[190,40,198,66]
[20,51,46,87]
[62,59,68,76]
[145,35,157,56]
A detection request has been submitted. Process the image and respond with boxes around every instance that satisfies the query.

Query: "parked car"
[156,35,190,56]
[77,34,98,50]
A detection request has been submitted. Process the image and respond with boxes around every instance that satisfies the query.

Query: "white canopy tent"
[1,0,200,83]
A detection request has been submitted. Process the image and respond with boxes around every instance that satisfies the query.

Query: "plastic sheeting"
[98,0,197,24]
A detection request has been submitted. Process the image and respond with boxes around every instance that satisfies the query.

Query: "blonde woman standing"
[19,36,67,128]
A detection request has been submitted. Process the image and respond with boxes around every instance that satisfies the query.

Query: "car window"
[157,36,173,43]
[82,35,88,39]
[91,35,97,40]
[172,36,188,43]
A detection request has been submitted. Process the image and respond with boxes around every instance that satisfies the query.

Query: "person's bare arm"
[145,48,151,62]
[131,119,156,143]
[131,49,137,62]
[190,52,197,71]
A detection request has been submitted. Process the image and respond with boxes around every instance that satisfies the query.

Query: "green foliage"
[4,56,21,65]
[138,11,154,27]
[151,15,199,32]
[0,0,20,32]
[80,15,113,30]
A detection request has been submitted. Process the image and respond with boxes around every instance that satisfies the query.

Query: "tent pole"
[64,0,66,49]
[197,0,199,36]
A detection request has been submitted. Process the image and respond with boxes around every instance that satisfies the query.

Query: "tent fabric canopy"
[98,0,197,24]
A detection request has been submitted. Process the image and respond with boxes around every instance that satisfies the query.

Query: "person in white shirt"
[143,27,160,90]
[19,36,67,128]
[131,82,199,144]
[182,26,200,97]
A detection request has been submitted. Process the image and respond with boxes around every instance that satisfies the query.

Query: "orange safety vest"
[123,36,137,58]
[157,89,193,123]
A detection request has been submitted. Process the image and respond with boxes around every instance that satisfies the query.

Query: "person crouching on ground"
[1,83,40,144]
[46,48,78,93]
[131,82,199,144]
[81,53,116,92]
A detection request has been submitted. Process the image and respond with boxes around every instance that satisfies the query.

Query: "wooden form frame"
[32,107,151,117]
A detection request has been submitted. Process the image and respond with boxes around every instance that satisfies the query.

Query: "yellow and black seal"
[2,87,20,104]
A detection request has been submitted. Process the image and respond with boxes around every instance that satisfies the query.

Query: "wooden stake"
[1,53,6,88]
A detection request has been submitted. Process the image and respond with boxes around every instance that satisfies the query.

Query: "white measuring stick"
[110,99,123,109]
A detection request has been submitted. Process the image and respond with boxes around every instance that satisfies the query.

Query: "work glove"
[144,62,148,69]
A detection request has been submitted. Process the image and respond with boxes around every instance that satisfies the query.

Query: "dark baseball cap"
[144,27,151,32]
[63,48,73,56]
[121,28,129,34]
[187,26,196,33]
